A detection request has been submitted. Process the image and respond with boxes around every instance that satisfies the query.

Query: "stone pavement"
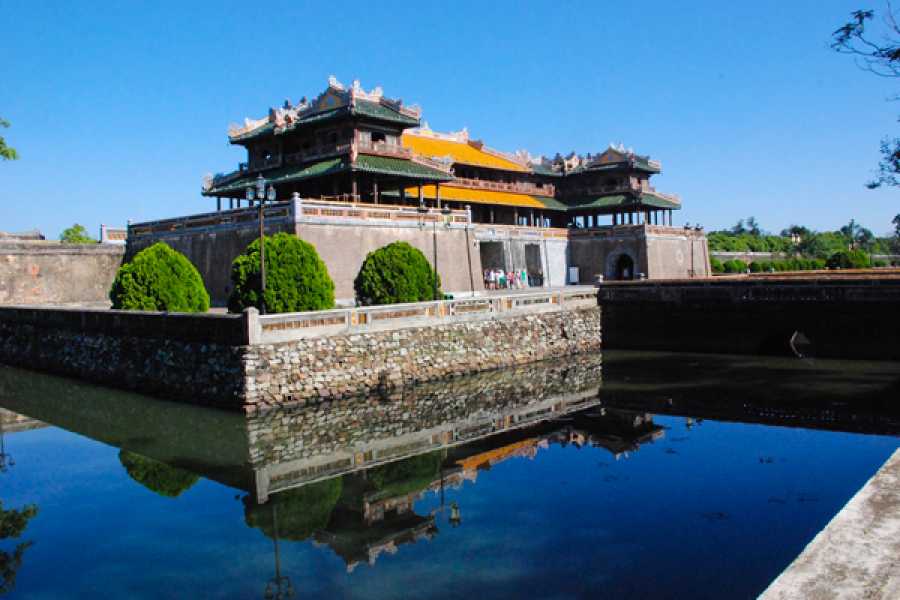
[760,448,900,599]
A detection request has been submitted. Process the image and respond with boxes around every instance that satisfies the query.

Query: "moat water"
[0,352,898,599]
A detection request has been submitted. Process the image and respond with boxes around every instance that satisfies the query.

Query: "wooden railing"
[296,198,470,224]
[253,288,598,344]
[474,224,570,240]
[451,177,555,197]
[282,144,351,166]
[356,140,412,159]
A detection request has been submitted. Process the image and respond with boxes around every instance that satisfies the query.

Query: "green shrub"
[354,241,441,306]
[243,478,342,541]
[109,242,209,312]
[826,249,871,269]
[710,257,724,273]
[118,450,199,498]
[59,223,96,244]
[749,261,763,273]
[873,259,888,267]
[228,233,334,314]
[723,259,746,274]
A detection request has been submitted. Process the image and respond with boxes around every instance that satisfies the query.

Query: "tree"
[59,224,96,244]
[827,249,872,269]
[0,500,38,594]
[243,478,342,541]
[0,118,18,161]
[354,241,441,306]
[118,451,199,498]
[832,6,900,187]
[893,213,900,237]
[228,233,334,314]
[109,242,210,312]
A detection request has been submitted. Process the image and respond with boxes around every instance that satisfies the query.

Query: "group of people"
[484,268,529,290]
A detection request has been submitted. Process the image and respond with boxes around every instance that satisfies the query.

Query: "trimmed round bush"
[354,241,441,306]
[826,249,871,270]
[243,478,342,541]
[710,257,724,274]
[748,261,764,273]
[723,259,746,274]
[228,233,335,314]
[118,450,199,498]
[109,242,209,312]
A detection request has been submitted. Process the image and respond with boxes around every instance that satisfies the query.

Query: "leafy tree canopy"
[832,6,900,187]
[109,242,210,312]
[354,241,441,306]
[59,224,96,244]
[228,232,334,314]
[243,478,342,541]
[0,500,38,595]
[0,118,18,161]
[118,450,199,498]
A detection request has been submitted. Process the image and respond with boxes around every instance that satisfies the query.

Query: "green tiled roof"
[352,100,419,126]
[531,163,563,177]
[352,155,453,181]
[533,195,567,210]
[204,157,347,195]
[230,101,417,144]
[565,192,679,211]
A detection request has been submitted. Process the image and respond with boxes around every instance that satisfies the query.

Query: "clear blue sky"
[1,0,897,238]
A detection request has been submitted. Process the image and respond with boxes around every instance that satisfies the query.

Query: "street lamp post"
[246,175,277,314]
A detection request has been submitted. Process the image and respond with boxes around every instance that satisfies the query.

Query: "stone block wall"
[0,307,251,408]
[0,241,124,306]
[243,306,602,409]
[0,298,602,411]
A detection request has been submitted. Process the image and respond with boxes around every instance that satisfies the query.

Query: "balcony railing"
[451,177,555,197]
[282,143,351,166]
[356,140,412,159]
[253,288,599,343]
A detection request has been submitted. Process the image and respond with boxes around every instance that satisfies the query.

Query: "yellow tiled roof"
[404,185,549,209]
[455,439,539,471]
[402,134,529,172]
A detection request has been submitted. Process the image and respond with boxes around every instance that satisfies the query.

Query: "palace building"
[127,77,708,304]
[202,77,680,231]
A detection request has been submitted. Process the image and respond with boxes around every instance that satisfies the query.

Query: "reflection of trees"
[365,451,443,502]
[118,450,199,498]
[244,478,343,542]
[0,500,38,594]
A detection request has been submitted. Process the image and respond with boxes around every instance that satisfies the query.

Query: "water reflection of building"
[257,408,664,572]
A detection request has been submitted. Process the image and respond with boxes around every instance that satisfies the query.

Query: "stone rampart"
[598,275,900,360]
[0,289,601,410]
[0,240,124,306]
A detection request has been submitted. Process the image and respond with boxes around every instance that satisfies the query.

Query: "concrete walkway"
[760,448,900,599]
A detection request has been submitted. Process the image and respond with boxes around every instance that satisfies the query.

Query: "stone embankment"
[0,288,600,410]
[760,448,900,599]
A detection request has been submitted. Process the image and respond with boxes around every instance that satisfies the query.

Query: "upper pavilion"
[202,77,681,228]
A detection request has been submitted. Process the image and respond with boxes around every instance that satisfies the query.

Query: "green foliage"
[827,249,872,269]
[831,9,900,187]
[0,117,18,161]
[109,242,210,312]
[722,259,747,274]
[118,450,199,498]
[710,257,724,274]
[354,241,441,306]
[59,223,96,244]
[228,232,334,314]
[747,258,826,272]
[243,478,342,541]
[0,501,37,540]
[367,451,443,500]
[0,500,38,595]
[873,259,888,267]
[707,232,792,253]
